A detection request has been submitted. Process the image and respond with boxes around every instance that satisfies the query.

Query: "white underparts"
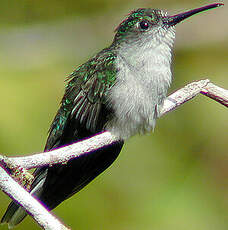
[107,27,175,139]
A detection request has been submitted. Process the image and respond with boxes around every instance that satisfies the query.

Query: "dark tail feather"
[1,202,27,229]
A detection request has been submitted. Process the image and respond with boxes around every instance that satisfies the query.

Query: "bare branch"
[0,79,227,171]
[160,79,210,116]
[0,165,70,230]
[0,132,119,171]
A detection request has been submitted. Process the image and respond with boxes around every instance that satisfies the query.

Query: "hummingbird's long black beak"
[165,3,224,26]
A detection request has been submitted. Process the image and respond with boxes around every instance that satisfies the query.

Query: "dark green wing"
[45,50,117,150]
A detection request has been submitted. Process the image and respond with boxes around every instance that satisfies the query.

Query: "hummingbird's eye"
[139,20,149,30]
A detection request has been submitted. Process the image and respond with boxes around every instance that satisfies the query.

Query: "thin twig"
[160,79,210,116]
[200,82,228,107]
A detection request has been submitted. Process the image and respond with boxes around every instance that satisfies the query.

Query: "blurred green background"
[0,0,227,229]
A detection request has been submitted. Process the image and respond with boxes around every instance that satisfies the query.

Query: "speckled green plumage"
[45,48,117,149]
[114,8,163,42]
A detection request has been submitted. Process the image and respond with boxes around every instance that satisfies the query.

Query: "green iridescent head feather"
[114,8,166,41]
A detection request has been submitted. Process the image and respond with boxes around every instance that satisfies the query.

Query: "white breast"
[106,28,175,139]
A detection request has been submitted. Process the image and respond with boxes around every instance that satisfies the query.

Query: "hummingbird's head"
[113,3,223,50]
[114,8,173,49]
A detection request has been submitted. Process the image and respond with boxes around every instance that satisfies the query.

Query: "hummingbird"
[1,3,223,228]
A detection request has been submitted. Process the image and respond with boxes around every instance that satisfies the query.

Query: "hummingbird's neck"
[115,25,175,64]
[115,27,175,85]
